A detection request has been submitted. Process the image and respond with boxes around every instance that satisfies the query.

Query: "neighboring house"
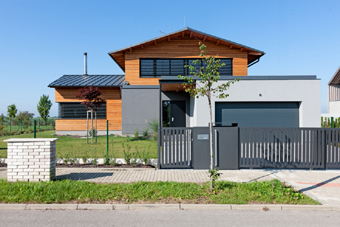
[49,27,321,135]
[322,66,340,119]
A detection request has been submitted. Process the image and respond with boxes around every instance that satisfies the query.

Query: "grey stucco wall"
[121,86,159,131]
[193,79,321,127]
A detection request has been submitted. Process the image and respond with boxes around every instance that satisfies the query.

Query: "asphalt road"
[0,210,339,227]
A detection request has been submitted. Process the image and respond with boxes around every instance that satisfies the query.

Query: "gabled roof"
[328,66,340,85]
[48,75,125,88]
[108,27,265,71]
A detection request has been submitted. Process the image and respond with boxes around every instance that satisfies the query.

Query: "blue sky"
[1,0,339,117]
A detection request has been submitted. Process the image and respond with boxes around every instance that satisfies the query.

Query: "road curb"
[0,204,336,211]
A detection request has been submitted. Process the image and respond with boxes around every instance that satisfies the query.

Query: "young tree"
[37,94,52,125]
[76,86,105,143]
[7,104,17,125]
[178,42,240,191]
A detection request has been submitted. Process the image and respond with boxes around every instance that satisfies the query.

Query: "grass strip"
[0,179,319,205]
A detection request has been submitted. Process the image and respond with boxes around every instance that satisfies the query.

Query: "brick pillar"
[4,138,58,182]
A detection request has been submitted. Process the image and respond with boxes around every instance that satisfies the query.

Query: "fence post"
[33,120,36,138]
[331,117,334,128]
[106,120,109,159]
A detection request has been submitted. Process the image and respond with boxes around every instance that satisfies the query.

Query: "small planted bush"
[134,128,139,139]
[122,143,132,165]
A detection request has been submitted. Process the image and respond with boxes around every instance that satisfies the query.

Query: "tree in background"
[76,86,105,144]
[37,94,52,125]
[0,114,4,125]
[178,42,240,191]
[16,111,34,130]
[7,104,17,125]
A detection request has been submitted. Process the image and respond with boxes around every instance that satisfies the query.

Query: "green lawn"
[0,130,158,159]
[0,179,319,205]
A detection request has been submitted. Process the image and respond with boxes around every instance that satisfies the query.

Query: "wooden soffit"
[108,27,265,72]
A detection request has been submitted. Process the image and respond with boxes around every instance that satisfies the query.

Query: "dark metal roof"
[328,66,340,85]
[159,75,318,82]
[108,27,266,55]
[48,75,125,88]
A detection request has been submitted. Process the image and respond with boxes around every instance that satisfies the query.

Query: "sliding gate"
[239,128,340,169]
[159,127,192,169]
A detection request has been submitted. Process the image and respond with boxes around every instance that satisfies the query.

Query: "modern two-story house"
[49,27,321,135]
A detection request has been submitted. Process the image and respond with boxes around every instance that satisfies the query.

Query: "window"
[140,58,232,77]
[58,102,106,119]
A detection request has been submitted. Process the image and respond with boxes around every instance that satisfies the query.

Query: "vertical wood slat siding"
[238,128,340,169]
[329,85,340,101]
[160,128,192,168]
[55,87,122,131]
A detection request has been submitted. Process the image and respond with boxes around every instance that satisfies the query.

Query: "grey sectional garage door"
[215,102,299,127]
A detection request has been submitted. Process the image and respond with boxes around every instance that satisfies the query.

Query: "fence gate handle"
[215,129,217,167]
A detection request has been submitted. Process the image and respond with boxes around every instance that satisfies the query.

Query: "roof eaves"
[108,27,265,55]
[328,66,340,85]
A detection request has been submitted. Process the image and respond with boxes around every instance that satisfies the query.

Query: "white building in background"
[322,67,340,119]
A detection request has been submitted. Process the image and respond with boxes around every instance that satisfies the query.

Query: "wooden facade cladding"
[124,39,248,85]
[55,87,122,131]
[55,119,121,131]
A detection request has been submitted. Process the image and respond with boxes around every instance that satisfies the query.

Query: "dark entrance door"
[170,101,186,127]
[162,101,186,127]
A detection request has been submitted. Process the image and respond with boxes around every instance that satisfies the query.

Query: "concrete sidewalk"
[1,168,340,208]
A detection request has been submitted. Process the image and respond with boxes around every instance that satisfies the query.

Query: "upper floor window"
[140,58,232,77]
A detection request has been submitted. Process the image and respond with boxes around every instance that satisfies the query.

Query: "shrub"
[134,128,139,139]
[89,128,96,137]
[81,150,89,164]
[0,125,3,131]
[142,128,149,137]
[139,145,151,165]
[122,143,132,165]
[148,119,158,141]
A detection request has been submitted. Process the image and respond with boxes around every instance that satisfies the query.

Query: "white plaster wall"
[193,79,321,127]
[329,101,340,115]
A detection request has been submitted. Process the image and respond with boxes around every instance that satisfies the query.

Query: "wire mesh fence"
[0,118,56,158]
[53,123,158,163]
[0,119,158,162]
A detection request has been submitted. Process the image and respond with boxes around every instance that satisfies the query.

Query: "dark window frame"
[58,102,107,119]
[140,58,233,78]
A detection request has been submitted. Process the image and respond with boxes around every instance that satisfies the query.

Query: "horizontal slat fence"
[240,128,340,169]
[160,128,192,169]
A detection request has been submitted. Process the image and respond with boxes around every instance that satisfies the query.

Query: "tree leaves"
[37,94,52,122]
[76,86,105,111]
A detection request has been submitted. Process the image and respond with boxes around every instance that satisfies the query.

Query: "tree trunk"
[91,109,94,144]
[208,95,213,191]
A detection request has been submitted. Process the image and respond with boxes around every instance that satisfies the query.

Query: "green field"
[0,130,158,159]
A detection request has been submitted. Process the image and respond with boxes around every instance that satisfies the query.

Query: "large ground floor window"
[58,102,106,119]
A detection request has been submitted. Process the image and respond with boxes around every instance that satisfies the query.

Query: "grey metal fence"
[239,128,340,169]
[159,127,192,169]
